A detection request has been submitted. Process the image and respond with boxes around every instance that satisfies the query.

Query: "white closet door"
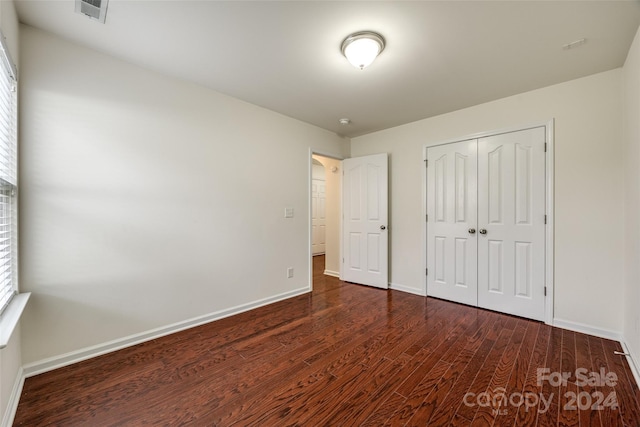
[427,140,478,306]
[477,127,546,321]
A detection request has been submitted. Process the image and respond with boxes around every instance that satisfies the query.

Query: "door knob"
[479,229,487,235]
[468,228,476,234]
[380,225,386,230]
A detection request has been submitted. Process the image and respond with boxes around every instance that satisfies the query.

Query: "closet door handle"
[468,228,476,234]
[479,229,487,235]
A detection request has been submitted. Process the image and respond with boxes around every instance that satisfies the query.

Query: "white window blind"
[0,32,17,315]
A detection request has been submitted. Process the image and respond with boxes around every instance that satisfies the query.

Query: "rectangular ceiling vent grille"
[75,0,108,24]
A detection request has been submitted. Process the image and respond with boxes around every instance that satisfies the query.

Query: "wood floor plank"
[385,359,452,426]
[427,316,501,426]
[589,335,625,427]
[470,320,528,426]
[195,321,393,421]
[536,326,563,427]
[197,296,422,423]
[492,320,540,427]
[393,304,480,399]
[13,255,640,427]
[558,329,580,427]
[514,324,551,426]
[320,353,413,425]
[242,358,383,426]
[409,348,483,425]
[454,327,516,422]
[575,332,603,427]
[601,339,640,426]
[404,312,499,426]
[360,391,407,426]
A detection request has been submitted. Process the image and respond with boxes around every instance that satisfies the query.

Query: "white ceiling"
[14,1,640,137]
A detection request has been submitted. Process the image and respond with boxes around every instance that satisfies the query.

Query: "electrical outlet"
[287,267,294,278]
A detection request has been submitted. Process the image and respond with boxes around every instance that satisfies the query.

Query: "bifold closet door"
[426,126,546,321]
[477,127,546,321]
[426,139,478,306]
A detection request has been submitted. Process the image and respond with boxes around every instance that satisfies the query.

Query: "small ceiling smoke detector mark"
[562,38,586,50]
[339,118,351,125]
[75,0,109,23]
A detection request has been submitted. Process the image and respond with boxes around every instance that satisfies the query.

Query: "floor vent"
[75,0,108,23]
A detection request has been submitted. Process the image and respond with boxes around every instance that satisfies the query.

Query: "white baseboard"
[552,318,622,341]
[1,367,24,427]
[323,270,340,278]
[389,282,427,297]
[22,287,310,378]
[620,340,640,389]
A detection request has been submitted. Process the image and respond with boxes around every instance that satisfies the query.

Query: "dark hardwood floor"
[14,255,640,426]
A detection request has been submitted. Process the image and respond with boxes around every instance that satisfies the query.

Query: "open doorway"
[311,154,341,290]
[311,158,326,257]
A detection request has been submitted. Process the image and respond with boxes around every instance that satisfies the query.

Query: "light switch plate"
[284,207,294,218]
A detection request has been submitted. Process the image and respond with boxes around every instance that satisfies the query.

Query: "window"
[0,32,17,315]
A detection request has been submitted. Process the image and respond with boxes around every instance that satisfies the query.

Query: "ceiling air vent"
[75,0,109,24]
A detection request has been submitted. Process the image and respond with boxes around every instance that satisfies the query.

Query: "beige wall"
[0,0,20,425]
[352,69,625,334]
[623,26,640,378]
[18,25,348,366]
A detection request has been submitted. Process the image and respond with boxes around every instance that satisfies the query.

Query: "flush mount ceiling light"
[341,31,385,70]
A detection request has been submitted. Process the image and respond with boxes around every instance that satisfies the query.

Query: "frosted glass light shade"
[341,32,385,70]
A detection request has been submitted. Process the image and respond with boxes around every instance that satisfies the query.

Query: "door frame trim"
[309,148,345,290]
[422,119,555,325]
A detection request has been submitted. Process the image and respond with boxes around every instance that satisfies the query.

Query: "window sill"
[0,293,30,349]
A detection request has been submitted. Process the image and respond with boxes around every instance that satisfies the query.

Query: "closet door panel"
[477,127,546,321]
[427,140,478,306]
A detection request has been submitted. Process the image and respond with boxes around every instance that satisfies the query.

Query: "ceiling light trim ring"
[341,31,386,70]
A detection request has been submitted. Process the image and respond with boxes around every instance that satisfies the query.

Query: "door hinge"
[544,286,547,296]
[426,268,428,276]
[544,215,547,225]
[544,143,547,152]
[426,214,428,222]
[425,159,428,168]
[342,258,344,263]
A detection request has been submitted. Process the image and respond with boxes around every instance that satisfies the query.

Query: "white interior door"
[311,178,326,255]
[342,153,388,288]
[477,127,546,321]
[426,140,478,306]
